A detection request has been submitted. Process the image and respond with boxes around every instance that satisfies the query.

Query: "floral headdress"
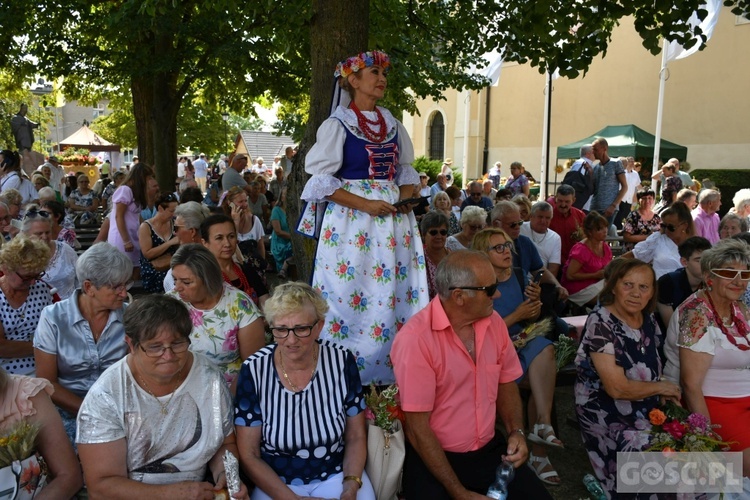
[334,50,391,79]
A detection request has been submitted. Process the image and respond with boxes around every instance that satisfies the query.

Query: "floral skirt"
[310,179,428,385]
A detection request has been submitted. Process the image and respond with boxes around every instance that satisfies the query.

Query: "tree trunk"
[287,0,370,283]
[131,76,154,167]
[151,80,181,192]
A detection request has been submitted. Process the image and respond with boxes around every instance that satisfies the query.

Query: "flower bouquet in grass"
[647,400,733,452]
[512,317,553,350]
[0,420,40,468]
[364,384,404,432]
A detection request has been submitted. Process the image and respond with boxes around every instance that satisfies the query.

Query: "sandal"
[527,452,561,486]
[527,423,564,449]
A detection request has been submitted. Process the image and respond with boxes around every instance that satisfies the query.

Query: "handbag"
[0,453,48,500]
[365,419,405,500]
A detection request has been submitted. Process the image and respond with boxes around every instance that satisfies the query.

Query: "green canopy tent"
[556,124,688,161]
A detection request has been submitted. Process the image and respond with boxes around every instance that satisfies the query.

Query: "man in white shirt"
[520,201,562,277]
[177,157,186,180]
[192,153,209,192]
[216,154,227,174]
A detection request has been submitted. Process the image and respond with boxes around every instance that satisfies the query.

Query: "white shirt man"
[520,201,562,277]
[193,153,209,192]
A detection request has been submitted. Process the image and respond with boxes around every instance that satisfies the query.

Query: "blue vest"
[336,119,399,181]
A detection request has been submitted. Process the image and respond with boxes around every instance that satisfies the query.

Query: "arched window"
[428,112,445,161]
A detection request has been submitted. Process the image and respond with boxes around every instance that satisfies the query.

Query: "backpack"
[561,166,593,210]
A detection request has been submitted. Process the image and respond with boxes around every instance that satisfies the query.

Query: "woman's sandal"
[527,452,561,486]
[527,423,564,449]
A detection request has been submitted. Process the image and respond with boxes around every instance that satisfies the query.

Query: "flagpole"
[653,39,669,173]
[540,70,552,200]
[462,89,471,186]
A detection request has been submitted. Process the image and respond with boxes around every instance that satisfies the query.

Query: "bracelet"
[510,428,526,438]
[343,475,362,489]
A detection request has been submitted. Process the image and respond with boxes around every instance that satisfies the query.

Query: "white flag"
[666,0,721,61]
[467,50,504,86]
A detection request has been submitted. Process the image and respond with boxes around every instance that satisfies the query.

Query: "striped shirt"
[234,340,365,484]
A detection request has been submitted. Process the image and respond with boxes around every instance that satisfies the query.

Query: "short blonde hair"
[0,236,51,274]
[0,189,21,207]
[264,282,329,326]
[471,227,512,253]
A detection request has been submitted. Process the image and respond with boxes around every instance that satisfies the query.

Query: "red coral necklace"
[704,290,750,351]
[350,102,387,143]
[222,263,252,296]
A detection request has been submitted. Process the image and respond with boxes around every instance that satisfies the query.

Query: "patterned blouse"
[622,210,662,252]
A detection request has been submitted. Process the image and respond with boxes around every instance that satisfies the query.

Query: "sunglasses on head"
[24,208,50,219]
[449,282,499,297]
[428,229,448,236]
[711,269,750,281]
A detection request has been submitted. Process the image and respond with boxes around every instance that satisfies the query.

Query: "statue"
[10,104,44,177]
[10,103,39,152]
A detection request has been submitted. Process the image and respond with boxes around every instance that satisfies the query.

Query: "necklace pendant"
[161,407,168,415]
[640,344,646,354]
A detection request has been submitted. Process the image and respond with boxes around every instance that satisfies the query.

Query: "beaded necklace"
[350,102,387,143]
[704,290,750,351]
[222,263,252,297]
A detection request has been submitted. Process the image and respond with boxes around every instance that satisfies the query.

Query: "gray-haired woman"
[34,242,133,443]
[719,212,748,240]
[664,239,750,475]
[21,205,79,298]
[446,205,486,251]
[163,201,211,292]
[168,244,264,391]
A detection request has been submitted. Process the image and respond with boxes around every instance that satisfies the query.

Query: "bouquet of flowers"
[647,401,733,452]
[512,317,552,349]
[553,335,578,371]
[0,420,40,467]
[364,384,404,432]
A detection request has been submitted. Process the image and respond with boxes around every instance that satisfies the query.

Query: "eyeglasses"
[24,208,50,219]
[428,229,448,236]
[660,223,678,232]
[489,242,514,254]
[468,224,485,231]
[103,281,134,293]
[711,269,750,281]
[470,192,483,197]
[505,221,523,229]
[449,282,499,297]
[139,340,191,357]
[270,324,317,339]
[15,270,45,282]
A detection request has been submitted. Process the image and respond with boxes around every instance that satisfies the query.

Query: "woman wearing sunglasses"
[0,236,53,376]
[664,239,750,475]
[471,228,563,486]
[21,205,79,299]
[628,201,695,278]
[421,211,451,300]
[138,192,179,293]
[446,205,487,251]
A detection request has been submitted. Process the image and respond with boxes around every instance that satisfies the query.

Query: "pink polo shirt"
[392,297,522,453]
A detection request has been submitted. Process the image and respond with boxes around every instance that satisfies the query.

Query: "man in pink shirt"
[692,189,721,245]
[392,251,551,499]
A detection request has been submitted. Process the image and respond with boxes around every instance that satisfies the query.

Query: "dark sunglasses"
[428,229,448,236]
[470,192,483,197]
[660,222,678,232]
[506,221,523,229]
[449,282,499,297]
[24,208,50,219]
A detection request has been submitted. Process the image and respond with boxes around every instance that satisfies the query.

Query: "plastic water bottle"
[486,460,515,499]
[582,473,607,500]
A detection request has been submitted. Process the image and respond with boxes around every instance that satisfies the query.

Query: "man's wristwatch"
[510,428,526,438]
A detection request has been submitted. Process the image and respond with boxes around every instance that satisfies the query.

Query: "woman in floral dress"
[575,259,681,497]
[622,188,661,252]
[298,50,427,385]
[168,244,264,391]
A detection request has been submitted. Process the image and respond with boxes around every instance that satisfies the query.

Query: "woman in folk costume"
[298,50,428,385]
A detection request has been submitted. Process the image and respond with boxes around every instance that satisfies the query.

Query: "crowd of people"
[3,50,750,500]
